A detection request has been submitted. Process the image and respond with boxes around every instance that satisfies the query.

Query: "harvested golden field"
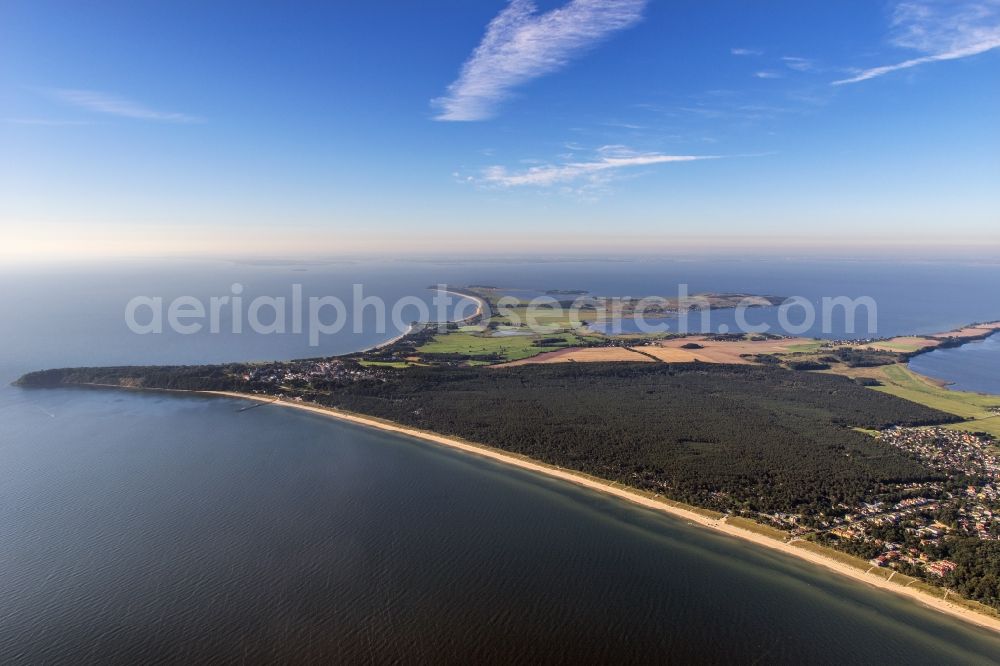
[932,323,1000,339]
[862,336,940,353]
[642,336,812,364]
[503,336,815,366]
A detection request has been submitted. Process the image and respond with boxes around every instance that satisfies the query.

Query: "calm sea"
[2,258,1000,663]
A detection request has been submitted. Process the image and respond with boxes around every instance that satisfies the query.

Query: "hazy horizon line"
[5,242,1000,267]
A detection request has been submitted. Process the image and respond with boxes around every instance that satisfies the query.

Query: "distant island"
[16,286,1000,632]
[353,286,787,367]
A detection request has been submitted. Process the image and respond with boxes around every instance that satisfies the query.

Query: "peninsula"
[16,287,1000,632]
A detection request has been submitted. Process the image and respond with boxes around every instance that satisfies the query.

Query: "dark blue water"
[3,258,1000,662]
[3,387,1000,664]
[910,333,1000,394]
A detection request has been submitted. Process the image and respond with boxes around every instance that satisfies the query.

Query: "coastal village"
[761,426,1000,581]
[240,359,372,387]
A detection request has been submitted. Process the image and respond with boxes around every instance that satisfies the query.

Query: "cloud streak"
[46,89,203,123]
[433,0,646,121]
[782,56,815,72]
[473,147,716,187]
[833,0,1000,84]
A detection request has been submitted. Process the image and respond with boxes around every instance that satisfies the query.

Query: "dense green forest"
[17,364,242,391]
[305,363,951,515]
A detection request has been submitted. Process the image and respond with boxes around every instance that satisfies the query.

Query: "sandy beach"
[206,390,1000,635]
[440,289,488,325]
[362,324,416,352]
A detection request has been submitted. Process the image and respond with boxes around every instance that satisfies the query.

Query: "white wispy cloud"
[754,70,783,79]
[833,0,1000,84]
[471,146,716,188]
[45,88,203,123]
[731,47,762,56]
[782,56,815,72]
[433,0,647,121]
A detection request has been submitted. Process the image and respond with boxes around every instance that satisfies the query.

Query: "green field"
[415,331,584,362]
[786,341,825,353]
[493,305,588,330]
[874,365,1000,437]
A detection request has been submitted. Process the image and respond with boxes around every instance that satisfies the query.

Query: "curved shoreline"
[13,311,1000,634]
[438,288,488,326]
[360,288,488,352]
[204,389,1000,635]
[362,324,417,352]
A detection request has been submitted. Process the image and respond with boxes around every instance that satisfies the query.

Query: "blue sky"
[1,0,998,258]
